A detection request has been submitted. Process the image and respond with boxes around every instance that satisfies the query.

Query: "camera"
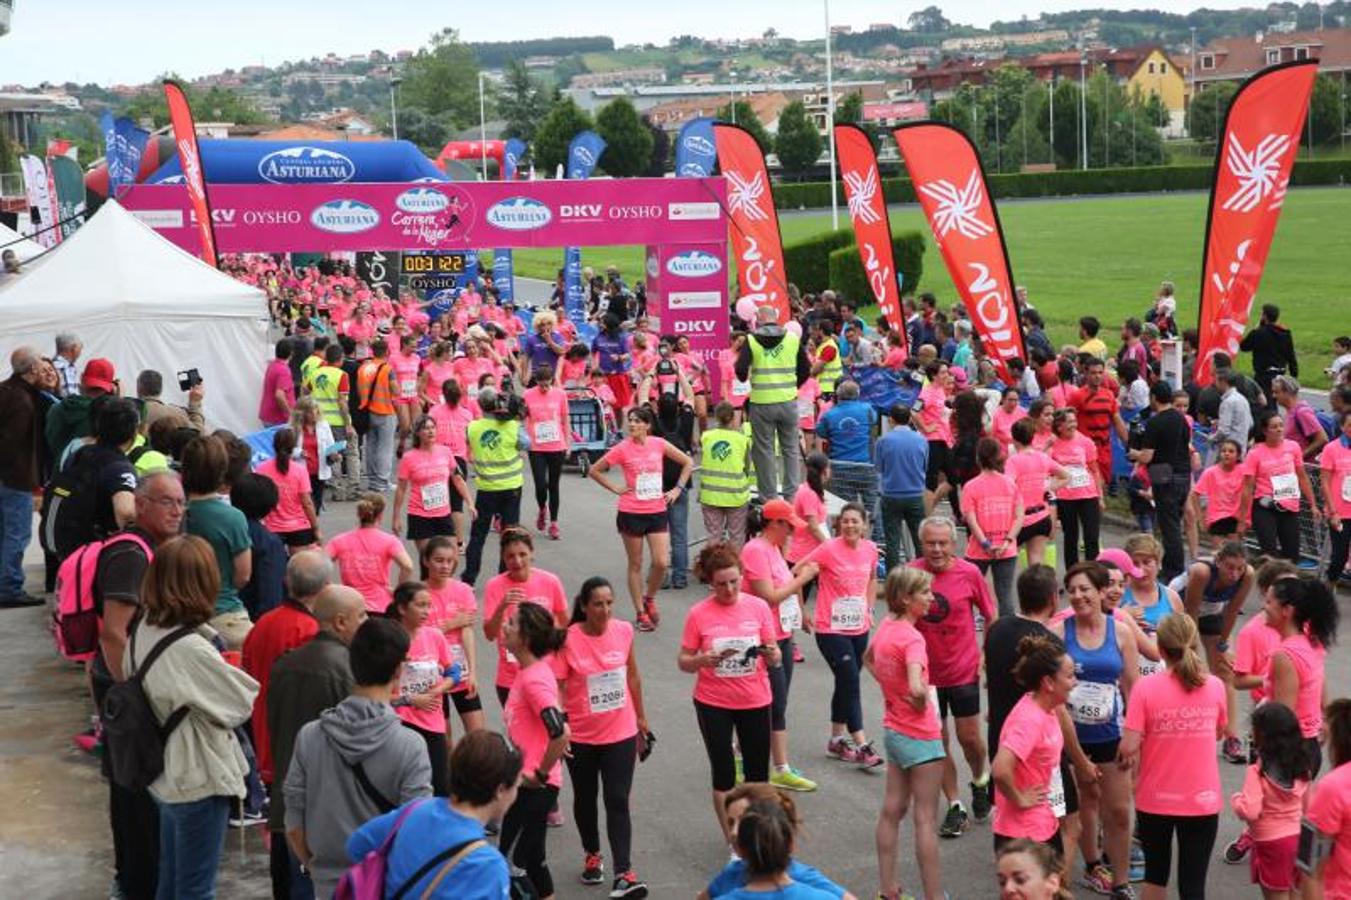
[489,390,524,420]
[177,369,203,392]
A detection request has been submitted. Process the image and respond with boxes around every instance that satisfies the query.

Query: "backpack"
[102,620,196,791]
[1290,403,1338,443]
[39,447,104,560]
[53,532,152,662]
[335,799,487,900]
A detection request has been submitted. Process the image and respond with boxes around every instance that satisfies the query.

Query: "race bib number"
[927,685,939,710]
[1139,656,1164,677]
[1068,681,1115,725]
[635,472,663,501]
[399,660,440,698]
[1271,471,1300,504]
[1047,766,1067,818]
[504,647,518,665]
[1066,466,1093,490]
[830,596,866,632]
[797,398,814,419]
[449,643,466,669]
[1343,475,1351,503]
[732,379,752,398]
[712,636,757,678]
[400,379,417,399]
[779,595,802,632]
[534,420,561,444]
[419,481,449,511]
[586,668,627,714]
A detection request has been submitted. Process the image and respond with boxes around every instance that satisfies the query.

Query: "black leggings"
[404,722,449,797]
[1252,504,1302,562]
[500,784,559,898]
[1329,518,1351,583]
[529,451,565,520]
[768,637,795,732]
[1135,810,1218,898]
[565,736,638,872]
[1057,497,1101,567]
[694,700,771,792]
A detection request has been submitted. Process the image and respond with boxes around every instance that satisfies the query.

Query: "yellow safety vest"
[698,427,751,508]
[468,418,524,492]
[747,331,800,404]
[311,365,347,427]
[816,337,843,394]
[300,354,323,392]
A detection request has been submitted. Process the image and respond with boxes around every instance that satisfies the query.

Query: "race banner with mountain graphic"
[893,122,1025,381]
[1193,61,1317,386]
[713,122,790,324]
[835,124,905,350]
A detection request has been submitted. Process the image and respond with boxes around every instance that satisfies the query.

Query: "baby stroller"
[565,388,614,476]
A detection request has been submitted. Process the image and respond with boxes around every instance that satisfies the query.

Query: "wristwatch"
[534,767,550,785]
[1216,639,1230,653]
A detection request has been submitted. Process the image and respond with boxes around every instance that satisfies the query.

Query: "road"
[4,470,1350,899]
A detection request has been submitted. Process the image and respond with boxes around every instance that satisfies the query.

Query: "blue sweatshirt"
[346,800,509,899]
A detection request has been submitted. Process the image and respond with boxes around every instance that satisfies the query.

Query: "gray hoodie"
[284,695,433,896]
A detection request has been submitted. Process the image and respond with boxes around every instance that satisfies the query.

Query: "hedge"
[782,227,855,294]
[826,230,927,309]
[771,158,1351,209]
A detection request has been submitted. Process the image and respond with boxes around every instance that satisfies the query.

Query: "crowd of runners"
[1,254,1350,900]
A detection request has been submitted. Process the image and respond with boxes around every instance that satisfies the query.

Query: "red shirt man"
[1068,360,1128,483]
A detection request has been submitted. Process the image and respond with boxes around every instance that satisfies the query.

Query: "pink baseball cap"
[1096,548,1143,579]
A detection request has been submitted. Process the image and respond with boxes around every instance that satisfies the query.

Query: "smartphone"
[177,368,203,391]
[1297,817,1331,875]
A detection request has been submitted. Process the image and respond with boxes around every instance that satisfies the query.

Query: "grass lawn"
[501,186,1351,388]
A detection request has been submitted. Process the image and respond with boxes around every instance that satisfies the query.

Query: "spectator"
[1213,367,1255,457]
[260,338,296,427]
[874,405,928,573]
[1117,317,1150,375]
[357,338,400,494]
[1067,359,1129,489]
[46,357,119,460]
[737,305,811,500]
[842,321,874,367]
[1117,359,1149,417]
[1240,303,1299,408]
[267,584,368,897]
[1020,309,1054,362]
[137,369,205,432]
[1327,335,1351,385]
[64,397,141,546]
[816,380,877,466]
[52,331,82,398]
[182,436,253,648]
[1270,375,1328,461]
[1132,381,1196,581]
[1078,316,1107,360]
[230,474,286,621]
[1321,409,1351,585]
[951,319,977,381]
[127,535,259,899]
[284,616,433,897]
[0,347,50,607]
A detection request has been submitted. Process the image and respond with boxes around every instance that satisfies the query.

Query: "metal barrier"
[825,460,887,550]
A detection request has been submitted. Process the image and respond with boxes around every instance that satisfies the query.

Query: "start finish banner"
[122,178,728,252]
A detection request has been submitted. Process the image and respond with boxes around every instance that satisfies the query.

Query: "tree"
[775,101,823,176]
[395,107,451,155]
[907,5,951,32]
[122,79,266,128]
[1308,73,1342,145]
[1188,81,1237,142]
[1002,115,1052,173]
[400,29,482,129]
[833,91,864,125]
[715,101,773,154]
[533,97,593,176]
[594,97,654,176]
[497,61,551,143]
[644,116,670,176]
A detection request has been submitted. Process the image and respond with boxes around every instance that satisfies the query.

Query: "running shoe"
[580,853,604,885]
[643,597,660,626]
[855,741,885,769]
[536,508,547,530]
[1221,735,1247,764]
[970,778,993,823]
[549,522,561,540]
[770,767,818,792]
[792,643,805,663]
[1128,843,1145,882]
[636,612,656,633]
[826,736,858,761]
[610,871,649,899]
[228,807,266,828]
[1079,863,1114,895]
[938,802,968,838]
[1110,885,1136,900]
[547,807,564,828]
[1223,830,1253,864]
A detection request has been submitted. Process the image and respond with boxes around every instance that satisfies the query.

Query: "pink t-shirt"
[430,401,473,460]
[992,406,1027,448]
[719,349,749,409]
[327,528,406,612]
[803,537,878,636]
[555,620,638,746]
[483,569,568,688]
[559,357,588,387]
[422,360,456,403]
[993,693,1064,841]
[601,437,669,514]
[740,536,799,641]
[395,625,453,734]
[909,558,996,687]
[1320,438,1351,521]
[257,458,312,534]
[426,579,477,691]
[680,594,778,710]
[1124,672,1228,815]
[452,356,495,394]
[1192,463,1246,525]
[398,445,454,518]
[523,386,571,453]
[1233,613,1281,703]
[1243,439,1305,512]
[1004,450,1056,526]
[259,359,295,426]
[917,383,952,445]
[389,351,422,404]
[960,471,1020,560]
[1264,633,1327,738]
[505,658,564,788]
[788,484,828,563]
[1305,762,1351,898]
[870,617,941,740]
[1050,432,1101,500]
[796,378,821,429]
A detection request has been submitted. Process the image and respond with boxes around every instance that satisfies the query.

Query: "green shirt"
[186,497,252,615]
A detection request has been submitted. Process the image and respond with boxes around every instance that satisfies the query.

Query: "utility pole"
[1049,76,1055,165]
[1189,27,1197,140]
[824,0,839,229]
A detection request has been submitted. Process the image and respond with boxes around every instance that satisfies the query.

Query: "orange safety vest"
[357,359,395,416]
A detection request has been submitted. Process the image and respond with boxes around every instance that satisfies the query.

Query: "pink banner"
[121,178,727,252]
[647,241,730,399]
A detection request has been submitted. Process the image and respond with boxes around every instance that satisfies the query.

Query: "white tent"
[0,199,269,435]
[0,221,45,263]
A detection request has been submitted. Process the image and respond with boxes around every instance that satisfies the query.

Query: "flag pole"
[824,0,839,230]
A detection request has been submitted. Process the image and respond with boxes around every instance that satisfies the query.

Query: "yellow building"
[1126,47,1187,113]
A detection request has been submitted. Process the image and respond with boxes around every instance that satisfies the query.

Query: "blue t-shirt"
[592,331,631,375]
[815,400,877,463]
[239,519,285,620]
[874,426,929,498]
[347,800,509,899]
[707,859,845,898]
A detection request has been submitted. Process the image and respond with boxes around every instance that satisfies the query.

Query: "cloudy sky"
[1,0,1261,85]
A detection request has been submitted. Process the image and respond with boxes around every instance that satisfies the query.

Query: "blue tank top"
[1065,614,1123,745]
[1121,581,1171,634]
[1201,560,1242,618]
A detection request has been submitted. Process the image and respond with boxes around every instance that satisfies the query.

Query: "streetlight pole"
[389,74,402,141]
[478,72,488,178]
[1049,76,1055,164]
[824,0,839,229]
[1103,71,1109,167]
[1189,27,1197,140]
[1079,55,1088,169]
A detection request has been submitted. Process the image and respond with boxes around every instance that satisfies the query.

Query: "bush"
[826,230,926,308]
[782,227,855,294]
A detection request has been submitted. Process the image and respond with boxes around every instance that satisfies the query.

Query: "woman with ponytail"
[257,427,321,550]
[1263,575,1340,778]
[1304,698,1351,899]
[1118,613,1228,900]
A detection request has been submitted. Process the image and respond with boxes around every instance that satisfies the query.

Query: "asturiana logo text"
[310,200,380,234]
[485,197,552,231]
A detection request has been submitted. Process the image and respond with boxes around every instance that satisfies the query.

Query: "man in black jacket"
[0,347,47,607]
[1240,303,1298,408]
